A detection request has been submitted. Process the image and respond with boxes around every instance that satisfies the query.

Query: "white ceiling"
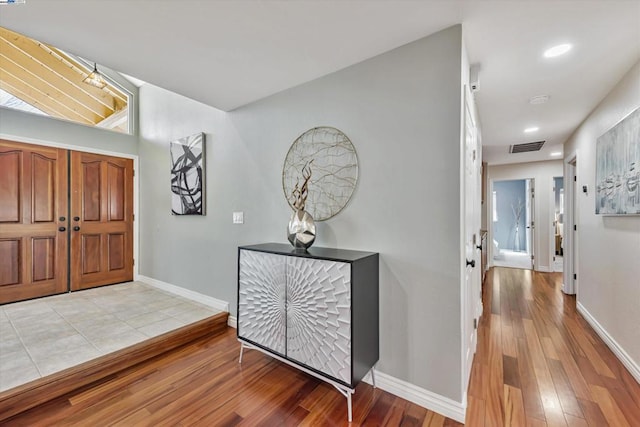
[2,1,639,164]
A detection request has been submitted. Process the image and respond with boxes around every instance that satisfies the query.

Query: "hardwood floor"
[4,267,639,426]
[467,267,640,426]
[2,326,462,426]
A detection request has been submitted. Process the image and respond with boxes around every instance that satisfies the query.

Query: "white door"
[563,159,578,295]
[462,87,481,391]
[525,178,535,269]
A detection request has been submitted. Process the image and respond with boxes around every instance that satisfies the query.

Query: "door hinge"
[473,318,478,329]
[133,259,135,266]
[574,224,577,231]
[574,273,577,280]
[133,214,135,221]
[133,169,135,177]
[574,176,577,182]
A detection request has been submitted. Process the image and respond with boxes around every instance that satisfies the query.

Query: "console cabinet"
[237,243,379,419]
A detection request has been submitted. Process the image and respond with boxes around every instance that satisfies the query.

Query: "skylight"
[0,88,48,116]
[0,26,134,134]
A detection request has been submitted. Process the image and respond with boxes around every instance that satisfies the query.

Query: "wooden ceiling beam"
[0,53,105,123]
[0,80,92,125]
[0,36,113,119]
[0,66,95,125]
[0,27,121,113]
[49,46,128,107]
[0,54,103,124]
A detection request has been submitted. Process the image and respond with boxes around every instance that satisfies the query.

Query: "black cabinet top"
[239,243,378,262]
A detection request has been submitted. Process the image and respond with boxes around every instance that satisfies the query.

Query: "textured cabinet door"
[286,256,352,383]
[238,250,287,355]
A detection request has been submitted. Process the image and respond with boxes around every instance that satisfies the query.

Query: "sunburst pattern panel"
[286,257,351,383]
[238,250,287,355]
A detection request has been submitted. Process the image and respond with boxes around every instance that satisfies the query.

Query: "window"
[0,26,135,134]
[492,191,498,222]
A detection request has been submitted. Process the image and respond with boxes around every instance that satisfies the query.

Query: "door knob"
[466,259,476,268]
[476,244,482,250]
[58,226,66,232]
[73,226,80,231]
[73,216,80,221]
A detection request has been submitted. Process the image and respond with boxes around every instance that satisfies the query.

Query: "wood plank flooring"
[467,267,640,426]
[2,326,463,426]
[4,267,639,425]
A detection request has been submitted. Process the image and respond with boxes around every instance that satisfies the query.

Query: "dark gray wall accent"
[138,25,464,401]
[493,179,526,251]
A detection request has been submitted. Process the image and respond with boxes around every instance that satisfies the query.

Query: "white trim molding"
[537,265,552,273]
[138,275,229,313]
[228,316,237,328]
[577,302,640,384]
[362,370,466,423]
[137,275,466,421]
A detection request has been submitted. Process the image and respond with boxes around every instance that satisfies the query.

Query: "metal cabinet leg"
[239,343,244,363]
[347,392,353,422]
[371,366,377,388]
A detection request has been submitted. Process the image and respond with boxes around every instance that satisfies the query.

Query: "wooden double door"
[0,140,134,304]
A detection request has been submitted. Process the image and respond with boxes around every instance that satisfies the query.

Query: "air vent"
[510,141,545,153]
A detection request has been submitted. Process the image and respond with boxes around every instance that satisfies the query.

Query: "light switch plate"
[233,212,244,224]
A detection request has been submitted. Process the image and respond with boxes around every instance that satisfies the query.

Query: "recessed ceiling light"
[524,127,539,133]
[529,95,550,105]
[544,44,572,58]
[550,152,562,157]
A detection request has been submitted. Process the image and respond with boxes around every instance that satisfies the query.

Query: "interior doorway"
[553,176,564,272]
[492,178,534,269]
[0,139,134,304]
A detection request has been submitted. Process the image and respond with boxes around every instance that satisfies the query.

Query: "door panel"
[463,88,481,390]
[0,239,20,286]
[0,140,68,304]
[0,151,21,222]
[70,151,133,290]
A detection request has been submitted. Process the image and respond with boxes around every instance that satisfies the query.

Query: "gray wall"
[563,60,640,372]
[138,25,465,401]
[0,107,138,155]
[493,180,526,251]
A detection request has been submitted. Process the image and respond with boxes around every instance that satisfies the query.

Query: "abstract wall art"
[170,132,205,215]
[595,107,640,215]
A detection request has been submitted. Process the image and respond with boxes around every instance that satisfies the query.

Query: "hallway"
[467,267,640,426]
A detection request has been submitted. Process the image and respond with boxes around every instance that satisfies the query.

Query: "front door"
[0,140,68,304]
[70,151,134,291]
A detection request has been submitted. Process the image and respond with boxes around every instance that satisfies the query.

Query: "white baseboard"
[362,369,465,423]
[228,316,237,328]
[138,275,229,313]
[577,302,640,384]
[137,277,466,422]
[537,265,552,272]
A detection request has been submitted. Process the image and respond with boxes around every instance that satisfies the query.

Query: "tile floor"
[0,281,222,392]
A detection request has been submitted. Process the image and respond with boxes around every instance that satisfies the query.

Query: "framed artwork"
[595,107,640,215]
[170,132,205,215]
